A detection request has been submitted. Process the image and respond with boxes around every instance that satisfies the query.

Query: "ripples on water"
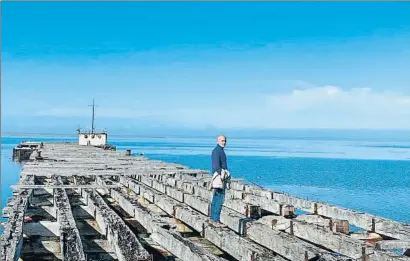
[1,135,409,225]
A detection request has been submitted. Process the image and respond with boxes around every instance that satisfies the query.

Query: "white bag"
[209,169,231,190]
[212,172,224,189]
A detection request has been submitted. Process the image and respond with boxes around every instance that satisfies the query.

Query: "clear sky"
[2,2,410,134]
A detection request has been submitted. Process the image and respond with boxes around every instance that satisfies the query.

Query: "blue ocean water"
[1,134,410,235]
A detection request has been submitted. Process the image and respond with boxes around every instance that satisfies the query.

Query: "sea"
[1,132,410,235]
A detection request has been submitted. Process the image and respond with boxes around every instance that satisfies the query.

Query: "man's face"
[218,136,226,147]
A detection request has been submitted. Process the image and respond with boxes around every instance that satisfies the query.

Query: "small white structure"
[78,132,107,146]
[77,99,109,146]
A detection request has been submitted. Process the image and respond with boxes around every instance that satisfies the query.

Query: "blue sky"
[2,2,410,134]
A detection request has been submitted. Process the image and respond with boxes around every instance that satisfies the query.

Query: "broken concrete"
[255,215,368,259]
[109,186,229,261]
[1,175,34,261]
[83,189,151,261]
[53,175,86,261]
[3,141,410,261]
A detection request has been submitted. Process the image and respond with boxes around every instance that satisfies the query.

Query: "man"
[210,134,228,225]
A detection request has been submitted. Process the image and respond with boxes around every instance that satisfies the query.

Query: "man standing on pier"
[210,134,229,226]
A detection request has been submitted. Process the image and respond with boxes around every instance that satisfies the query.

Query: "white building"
[78,132,108,146]
[76,99,110,146]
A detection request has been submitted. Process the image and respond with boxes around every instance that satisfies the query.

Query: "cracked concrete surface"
[2,142,410,261]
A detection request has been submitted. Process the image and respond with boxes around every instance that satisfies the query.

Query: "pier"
[2,141,410,261]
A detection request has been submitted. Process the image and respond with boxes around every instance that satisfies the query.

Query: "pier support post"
[331,220,350,234]
[289,220,294,235]
[361,247,367,261]
[282,204,295,218]
[35,151,43,160]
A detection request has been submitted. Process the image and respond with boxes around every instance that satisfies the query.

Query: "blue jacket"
[212,144,227,175]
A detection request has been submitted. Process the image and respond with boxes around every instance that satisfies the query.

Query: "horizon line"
[1,128,409,139]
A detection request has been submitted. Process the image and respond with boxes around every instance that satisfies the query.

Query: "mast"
[92,99,95,134]
[89,99,96,134]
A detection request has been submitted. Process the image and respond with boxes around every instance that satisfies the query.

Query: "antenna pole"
[92,99,95,134]
[88,99,97,134]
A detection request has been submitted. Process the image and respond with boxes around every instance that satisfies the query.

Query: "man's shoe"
[215,222,228,228]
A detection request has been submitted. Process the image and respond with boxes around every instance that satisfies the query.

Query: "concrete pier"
[1,141,410,261]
